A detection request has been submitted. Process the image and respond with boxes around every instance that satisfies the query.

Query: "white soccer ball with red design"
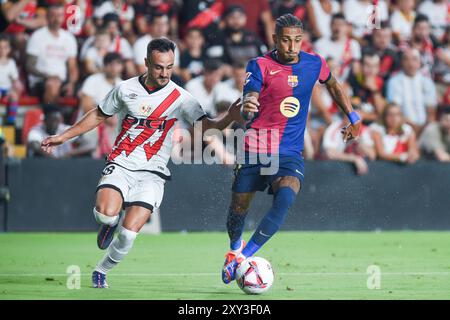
[236,257,274,294]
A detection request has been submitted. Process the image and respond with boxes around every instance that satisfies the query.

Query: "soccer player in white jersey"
[41,38,241,288]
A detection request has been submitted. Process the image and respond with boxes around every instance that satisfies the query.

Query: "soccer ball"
[235,257,274,294]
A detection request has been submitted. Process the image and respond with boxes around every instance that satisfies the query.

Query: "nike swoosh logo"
[269,70,282,75]
[259,230,271,237]
[295,169,304,176]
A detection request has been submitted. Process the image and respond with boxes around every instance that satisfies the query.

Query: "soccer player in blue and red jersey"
[222,14,362,284]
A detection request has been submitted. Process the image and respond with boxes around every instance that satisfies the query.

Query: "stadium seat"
[21,108,44,144]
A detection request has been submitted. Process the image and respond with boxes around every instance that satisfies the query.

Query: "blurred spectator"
[4,0,46,66]
[343,0,388,41]
[26,4,79,103]
[221,0,275,47]
[0,0,34,32]
[82,27,112,75]
[371,103,420,164]
[212,60,245,107]
[78,52,123,118]
[417,0,448,42]
[310,57,341,153]
[77,52,123,158]
[390,0,416,43]
[0,34,22,126]
[322,116,375,175]
[433,26,450,86]
[347,51,386,124]
[271,0,307,22]
[133,12,180,75]
[133,0,179,39]
[419,108,450,162]
[206,5,267,66]
[386,48,437,134]
[93,0,134,35]
[314,13,362,82]
[179,27,206,83]
[364,22,399,86]
[184,0,275,47]
[306,0,340,40]
[81,13,135,78]
[405,14,438,78]
[179,0,221,41]
[419,107,450,162]
[185,59,223,117]
[27,104,72,158]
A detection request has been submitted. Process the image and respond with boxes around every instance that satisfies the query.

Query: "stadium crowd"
[0,0,449,173]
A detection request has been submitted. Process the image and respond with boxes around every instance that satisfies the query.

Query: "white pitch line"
[0,272,449,277]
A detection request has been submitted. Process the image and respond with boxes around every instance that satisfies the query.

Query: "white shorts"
[96,163,166,211]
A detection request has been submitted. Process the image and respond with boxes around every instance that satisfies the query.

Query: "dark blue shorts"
[232,153,305,194]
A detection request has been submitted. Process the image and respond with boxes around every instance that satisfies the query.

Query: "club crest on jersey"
[140,105,152,116]
[280,97,300,118]
[287,75,298,87]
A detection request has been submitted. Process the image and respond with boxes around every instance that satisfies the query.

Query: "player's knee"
[93,207,120,226]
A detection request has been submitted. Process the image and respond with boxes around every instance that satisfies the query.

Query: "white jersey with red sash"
[98,75,206,178]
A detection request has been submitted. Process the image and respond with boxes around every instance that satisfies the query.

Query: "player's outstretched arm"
[325,76,361,142]
[41,108,107,154]
[201,98,243,131]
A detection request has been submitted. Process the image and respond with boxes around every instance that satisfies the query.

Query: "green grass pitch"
[0,231,449,299]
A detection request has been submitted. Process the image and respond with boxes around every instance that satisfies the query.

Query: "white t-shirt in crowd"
[133,34,180,67]
[80,35,133,61]
[323,121,373,152]
[28,123,72,158]
[418,0,448,40]
[370,122,414,155]
[0,58,19,90]
[390,10,416,40]
[185,76,218,117]
[386,71,437,126]
[94,0,135,21]
[26,27,77,86]
[212,78,241,106]
[343,0,389,38]
[314,37,361,81]
[81,73,123,106]
[84,47,106,71]
[309,0,340,39]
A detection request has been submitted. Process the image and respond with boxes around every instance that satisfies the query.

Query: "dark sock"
[242,187,296,257]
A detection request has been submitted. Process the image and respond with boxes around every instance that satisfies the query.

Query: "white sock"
[95,227,137,274]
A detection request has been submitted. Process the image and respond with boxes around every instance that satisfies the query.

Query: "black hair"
[331,13,346,24]
[42,104,61,117]
[413,14,429,27]
[102,13,120,26]
[275,14,303,35]
[146,37,176,58]
[232,60,247,69]
[362,49,380,61]
[203,59,222,72]
[151,11,169,22]
[103,52,122,66]
[0,33,11,44]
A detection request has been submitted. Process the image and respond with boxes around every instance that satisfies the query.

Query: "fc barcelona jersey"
[243,50,331,156]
